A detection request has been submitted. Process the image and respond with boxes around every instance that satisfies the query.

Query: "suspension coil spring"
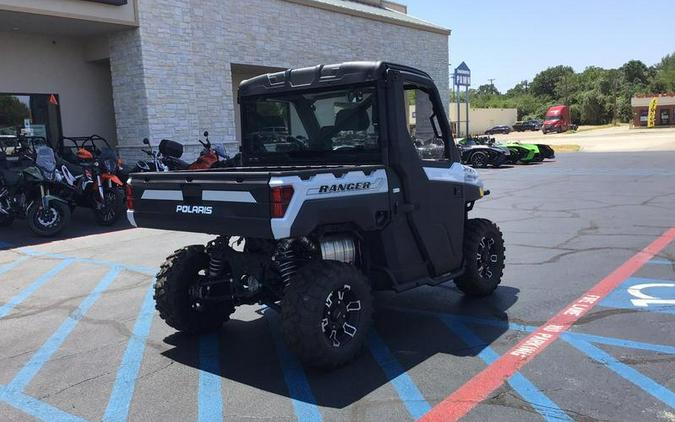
[206,236,229,279]
[276,243,298,284]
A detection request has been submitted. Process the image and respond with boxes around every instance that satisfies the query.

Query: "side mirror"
[203,131,209,138]
[143,138,150,145]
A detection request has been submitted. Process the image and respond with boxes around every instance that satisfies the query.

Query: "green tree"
[0,96,30,129]
[475,84,500,97]
[620,60,651,85]
[649,53,675,92]
[530,65,575,98]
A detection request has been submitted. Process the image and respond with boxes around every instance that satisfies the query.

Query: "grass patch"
[552,144,581,153]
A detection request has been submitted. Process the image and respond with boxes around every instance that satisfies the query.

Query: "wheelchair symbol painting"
[601,278,675,315]
[628,283,675,307]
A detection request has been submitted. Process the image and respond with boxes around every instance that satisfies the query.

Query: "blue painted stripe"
[0,259,74,319]
[564,332,675,355]
[264,310,322,422]
[19,247,156,275]
[438,315,573,422]
[0,386,86,422]
[198,333,223,422]
[103,284,156,422]
[648,258,673,265]
[562,335,675,409]
[367,330,430,419]
[0,255,29,276]
[7,266,122,392]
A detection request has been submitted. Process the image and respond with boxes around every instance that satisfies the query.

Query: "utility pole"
[523,80,529,92]
[488,78,496,87]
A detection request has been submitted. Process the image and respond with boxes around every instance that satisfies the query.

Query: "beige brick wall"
[110,0,449,160]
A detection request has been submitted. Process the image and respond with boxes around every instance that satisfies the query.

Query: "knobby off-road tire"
[154,245,230,334]
[455,218,505,297]
[281,260,374,368]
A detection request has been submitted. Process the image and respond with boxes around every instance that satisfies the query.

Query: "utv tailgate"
[128,171,273,238]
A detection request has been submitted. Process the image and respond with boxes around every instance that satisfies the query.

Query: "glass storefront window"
[0,93,62,145]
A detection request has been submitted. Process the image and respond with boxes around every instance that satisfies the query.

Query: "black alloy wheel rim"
[473,153,487,167]
[36,206,60,229]
[477,235,499,279]
[322,284,362,348]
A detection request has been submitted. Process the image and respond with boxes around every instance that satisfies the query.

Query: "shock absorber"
[275,239,298,284]
[206,236,229,279]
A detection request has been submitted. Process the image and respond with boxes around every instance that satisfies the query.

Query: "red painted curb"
[419,227,675,422]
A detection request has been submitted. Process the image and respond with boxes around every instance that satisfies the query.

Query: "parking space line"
[103,284,156,422]
[0,386,86,422]
[0,255,30,276]
[438,316,572,422]
[647,258,673,265]
[0,259,75,319]
[419,227,675,422]
[265,310,323,422]
[7,266,122,392]
[564,332,675,354]
[367,330,431,419]
[198,333,223,422]
[562,335,675,409]
[18,247,156,276]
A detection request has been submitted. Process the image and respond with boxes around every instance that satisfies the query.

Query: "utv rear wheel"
[455,218,505,297]
[154,245,230,334]
[281,261,373,368]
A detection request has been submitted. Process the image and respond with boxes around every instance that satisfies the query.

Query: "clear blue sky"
[406,0,675,92]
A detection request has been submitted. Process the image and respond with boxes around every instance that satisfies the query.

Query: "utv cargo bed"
[127,165,387,239]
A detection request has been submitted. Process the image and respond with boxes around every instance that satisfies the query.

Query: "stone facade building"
[0,0,449,160]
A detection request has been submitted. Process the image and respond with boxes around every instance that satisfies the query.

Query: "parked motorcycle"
[0,145,71,236]
[56,147,125,226]
[131,132,236,174]
[132,138,190,172]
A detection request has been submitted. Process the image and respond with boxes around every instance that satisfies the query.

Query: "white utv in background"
[126,62,505,368]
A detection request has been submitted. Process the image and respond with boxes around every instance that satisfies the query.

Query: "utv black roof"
[238,61,432,98]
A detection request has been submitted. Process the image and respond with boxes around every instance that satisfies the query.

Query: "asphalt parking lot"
[1,151,674,422]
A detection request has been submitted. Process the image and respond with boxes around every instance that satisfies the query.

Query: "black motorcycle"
[0,145,71,236]
[131,138,190,173]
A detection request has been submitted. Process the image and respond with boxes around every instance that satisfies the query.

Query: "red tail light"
[270,185,294,218]
[125,183,134,210]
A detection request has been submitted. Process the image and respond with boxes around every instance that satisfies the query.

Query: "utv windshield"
[240,85,380,165]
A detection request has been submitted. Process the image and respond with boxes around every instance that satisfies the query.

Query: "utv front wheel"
[154,245,230,334]
[455,218,505,297]
[281,261,373,368]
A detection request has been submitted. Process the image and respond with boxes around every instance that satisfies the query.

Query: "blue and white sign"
[454,62,471,87]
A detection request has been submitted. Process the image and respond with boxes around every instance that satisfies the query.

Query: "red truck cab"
[542,105,576,134]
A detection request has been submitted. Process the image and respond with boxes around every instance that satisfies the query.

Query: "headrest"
[335,108,370,131]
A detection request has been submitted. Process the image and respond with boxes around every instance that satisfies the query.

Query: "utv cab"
[127,62,505,368]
